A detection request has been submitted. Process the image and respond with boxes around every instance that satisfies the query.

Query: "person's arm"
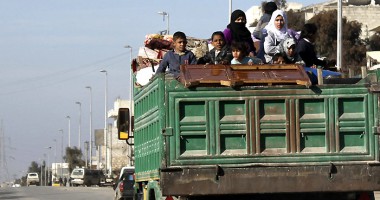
[220,48,233,64]
[155,52,170,75]
[296,43,311,66]
[312,54,327,67]
[263,31,279,56]
[223,28,232,46]
[247,57,254,65]
[189,52,197,64]
[197,51,211,64]
[253,19,263,39]
[297,40,326,67]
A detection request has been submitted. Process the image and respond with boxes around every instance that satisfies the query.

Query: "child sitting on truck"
[197,31,233,65]
[272,37,297,64]
[231,41,262,65]
[155,31,197,78]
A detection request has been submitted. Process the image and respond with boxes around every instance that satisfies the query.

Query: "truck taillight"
[165,196,174,200]
[119,182,124,193]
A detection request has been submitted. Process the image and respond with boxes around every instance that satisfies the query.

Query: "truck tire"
[134,192,143,200]
[149,190,155,200]
[357,192,375,200]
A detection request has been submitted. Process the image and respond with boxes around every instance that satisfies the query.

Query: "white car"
[26,173,40,186]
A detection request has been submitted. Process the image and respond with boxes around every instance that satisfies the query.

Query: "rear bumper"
[71,179,84,185]
[121,191,134,198]
[161,163,380,196]
[27,180,39,185]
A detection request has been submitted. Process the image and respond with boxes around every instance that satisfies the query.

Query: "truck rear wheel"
[149,189,155,200]
[357,192,375,200]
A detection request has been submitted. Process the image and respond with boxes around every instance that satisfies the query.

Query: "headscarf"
[264,10,288,41]
[279,37,296,61]
[227,10,253,45]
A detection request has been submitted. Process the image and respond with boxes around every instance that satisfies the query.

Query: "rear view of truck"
[130,65,380,200]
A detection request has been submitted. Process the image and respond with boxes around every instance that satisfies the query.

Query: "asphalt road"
[0,185,115,200]
[1,186,380,200]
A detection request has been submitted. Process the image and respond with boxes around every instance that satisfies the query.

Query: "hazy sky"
[0,0,326,181]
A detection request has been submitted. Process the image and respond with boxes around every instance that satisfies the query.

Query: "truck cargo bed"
[133,65,380,196]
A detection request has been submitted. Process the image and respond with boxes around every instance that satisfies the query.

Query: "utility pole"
[84,141,89,168]
[100,70,109,175]
[59,129,64,178]
[85,86,93,169]
[66,116,71,147]
[75,102,82,149]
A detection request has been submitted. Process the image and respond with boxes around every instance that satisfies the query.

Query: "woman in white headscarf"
[263,10,290,63]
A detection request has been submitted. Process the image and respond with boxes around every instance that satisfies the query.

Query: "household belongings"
[135,33,208,86]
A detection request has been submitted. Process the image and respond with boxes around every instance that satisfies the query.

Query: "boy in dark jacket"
[198,31,233,65]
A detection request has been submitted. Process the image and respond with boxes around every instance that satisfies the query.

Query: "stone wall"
[303,4,380,38]
[343,6,380,37]
[110,127,133,173]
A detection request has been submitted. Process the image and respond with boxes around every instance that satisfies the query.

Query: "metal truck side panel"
[164,84,377,165]
[134,72,380,195]
[134,77,165,182]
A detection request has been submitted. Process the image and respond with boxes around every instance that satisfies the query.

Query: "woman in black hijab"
[223,9,256,56]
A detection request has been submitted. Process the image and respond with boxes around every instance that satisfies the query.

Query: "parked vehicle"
[51,162,69,186]
[12,183,21,187]
[118,166,135,180]
[114,167,135,200]
[117,63,380,200]
[70,168,105,187]
[26,172,39,186]
[92,169,106,186]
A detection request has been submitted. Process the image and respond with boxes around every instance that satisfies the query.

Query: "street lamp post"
[100,69,109,175]
[124,45,133,113]
[40,158,43,186]
[84,141,89,168]
[124,45,134,165]
[53,139,57,180]
[43,153,47,186]
[58,129,64,178]
[229,0,232,22]
[66,116,71,148]
[158,11,169,35]
[44,147,52,186]
[85,86,93,169]
[75,101,82,149]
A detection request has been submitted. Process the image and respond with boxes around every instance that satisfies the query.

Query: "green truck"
[119,64,380,200]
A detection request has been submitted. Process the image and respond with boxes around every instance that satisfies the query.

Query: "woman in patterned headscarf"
[223,9,256,56]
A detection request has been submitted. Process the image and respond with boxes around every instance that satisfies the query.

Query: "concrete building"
[100,98,134,174]
[246,1,380,39]
[301,0,380,39]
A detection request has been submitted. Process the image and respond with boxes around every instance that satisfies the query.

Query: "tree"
[274,0,287,10]
[307,10,366,72]
[28,161,40,173]
[369,33,380,51]
[286,9,305,31]
[64,146,85,173]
